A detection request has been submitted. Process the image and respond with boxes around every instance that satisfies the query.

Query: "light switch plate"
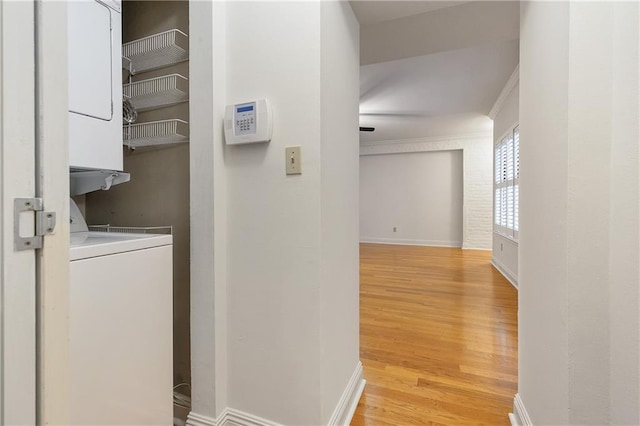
[286,146,301,175]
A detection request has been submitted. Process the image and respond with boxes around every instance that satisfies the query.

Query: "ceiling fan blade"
[359,126,375,132]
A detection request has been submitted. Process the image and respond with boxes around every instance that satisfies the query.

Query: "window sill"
[494,231,519,245]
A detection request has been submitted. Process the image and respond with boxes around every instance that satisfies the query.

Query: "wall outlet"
[393,227,397,232]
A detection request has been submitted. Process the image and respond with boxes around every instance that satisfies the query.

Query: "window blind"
[494,125,519,240]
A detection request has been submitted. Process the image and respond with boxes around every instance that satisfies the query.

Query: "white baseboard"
[221,408,283,426]
[491,258,518,289]
[187,362,366,426]
[187,411,217,426]
[461,245,492,251]
[360,237,462,248]
[187,408,283,426]
[509,394,532,426]
[328,361,366,426]
[508,413,519,425]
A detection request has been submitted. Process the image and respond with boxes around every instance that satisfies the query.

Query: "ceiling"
[350,1,520,143]
[349,1,469,26]
[360,39,518,141]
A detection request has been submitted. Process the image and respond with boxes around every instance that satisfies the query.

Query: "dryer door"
[68,0,113,121]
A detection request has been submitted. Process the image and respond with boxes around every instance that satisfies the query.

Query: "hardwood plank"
[352,244,518,426]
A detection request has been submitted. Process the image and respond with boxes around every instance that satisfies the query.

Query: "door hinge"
[14,198,57,251]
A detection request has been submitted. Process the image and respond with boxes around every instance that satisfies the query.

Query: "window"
[494,125,519,240]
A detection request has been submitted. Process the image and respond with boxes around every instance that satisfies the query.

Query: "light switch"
[286,146,302,175]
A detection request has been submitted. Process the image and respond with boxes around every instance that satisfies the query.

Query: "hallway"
[351,244,517,425]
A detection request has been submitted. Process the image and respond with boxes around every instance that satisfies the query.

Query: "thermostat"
[224,98,273,145]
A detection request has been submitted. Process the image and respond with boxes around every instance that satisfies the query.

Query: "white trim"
[189,0,229,416]
[221,408,283,426]
[187,411,218,426]
[508,413,519,426]
[360,134,491,156]
[461,245,492,251]
[489,64,519,120]
[491,258,518,289]
[328,361,366,426]
[35,2,72,423]
[509,394,533,426]
[360,132,492,149]
[495,121,520,146]
[1,2,39,424]
[494,229,519,245]
[187,408,285,426]
[187,362,365,426]
[360,238,462,248]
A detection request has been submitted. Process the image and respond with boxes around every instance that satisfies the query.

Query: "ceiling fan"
[359,111,428,132]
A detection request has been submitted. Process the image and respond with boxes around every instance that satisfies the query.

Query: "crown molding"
[489,64,519,120]
[360,131,492,149]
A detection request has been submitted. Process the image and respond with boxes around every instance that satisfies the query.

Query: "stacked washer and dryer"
[68,1,173,424]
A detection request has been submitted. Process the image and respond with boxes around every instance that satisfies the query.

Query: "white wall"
[492,83,519,286]
[517,1,639,424]
[360,150,463,247]
[360,135,493,250]
[189,0,228,420]
[609,3,639,422]
[519,3,570,422]
[188,2,361,425]
[319,1,361,424]
[225,3,322,423]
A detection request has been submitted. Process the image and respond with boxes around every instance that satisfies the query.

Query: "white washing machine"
[70,206,173,425]
[67,1,171,422]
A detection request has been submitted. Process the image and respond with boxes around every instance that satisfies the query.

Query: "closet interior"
[71,1,191,425]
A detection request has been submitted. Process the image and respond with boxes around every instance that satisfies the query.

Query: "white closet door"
[0,1,37,424]
[68,0,113,120]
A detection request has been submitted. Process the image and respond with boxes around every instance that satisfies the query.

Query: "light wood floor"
[351,244,518,426]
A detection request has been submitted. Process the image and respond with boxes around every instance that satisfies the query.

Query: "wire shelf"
[123,74,188,111]
[123,119,189,148]
[122,56,133,73]
[88,225,173,235]
[123,29,189,74]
